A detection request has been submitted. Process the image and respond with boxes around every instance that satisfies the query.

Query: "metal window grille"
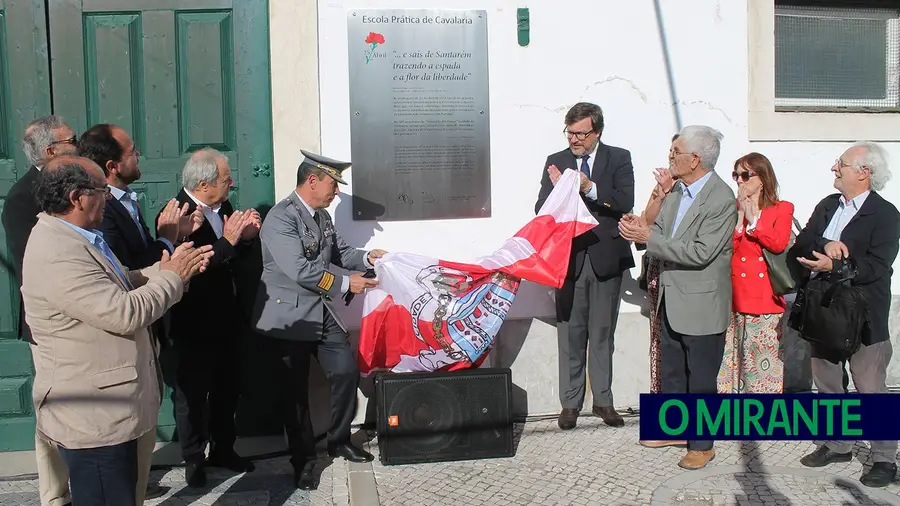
[775,5,900,111]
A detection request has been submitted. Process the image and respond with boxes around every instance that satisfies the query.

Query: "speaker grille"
[375,368,514,465]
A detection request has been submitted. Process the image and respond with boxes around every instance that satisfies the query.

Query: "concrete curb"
[348,460,380,506]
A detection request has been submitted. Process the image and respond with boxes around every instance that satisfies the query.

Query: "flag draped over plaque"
[357,169,599,374]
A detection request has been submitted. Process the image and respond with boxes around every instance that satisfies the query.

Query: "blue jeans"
[58,438,138,506]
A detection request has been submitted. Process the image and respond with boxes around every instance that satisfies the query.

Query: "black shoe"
[800,446,852,468]
[185,461,207,488]
[208,449,256,473]
[294,464,320,490]
[861,462,897,488]
[328,443,374,463]
[144,484,169,500]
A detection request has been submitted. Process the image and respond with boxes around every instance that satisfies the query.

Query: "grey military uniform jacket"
[252,192,368,341]
[647,171,737,337]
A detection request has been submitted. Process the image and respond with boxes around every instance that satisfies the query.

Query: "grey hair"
[851,142,892,191]
[678,125,724,170]
[182,148,228,191]
[21,115,68,166]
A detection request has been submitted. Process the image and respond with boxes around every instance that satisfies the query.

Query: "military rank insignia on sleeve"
[318,271,336,292]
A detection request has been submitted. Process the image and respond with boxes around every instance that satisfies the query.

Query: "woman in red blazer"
[717,153,795,394]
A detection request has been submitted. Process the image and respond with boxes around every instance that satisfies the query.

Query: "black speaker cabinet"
[374,367,515,465]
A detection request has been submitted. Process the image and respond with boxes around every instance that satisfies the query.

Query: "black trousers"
[58,438,138,506]
[173,336,241,463]
[659,300,726,451]
[263,309,359,470]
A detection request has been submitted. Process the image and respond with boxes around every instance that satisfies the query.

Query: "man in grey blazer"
[252,150,385,490]
[619,125,736,470]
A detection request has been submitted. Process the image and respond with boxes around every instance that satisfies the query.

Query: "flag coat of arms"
[358,169,598,374]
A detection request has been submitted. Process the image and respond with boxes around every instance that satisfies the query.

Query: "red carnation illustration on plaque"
[364,32,385,64]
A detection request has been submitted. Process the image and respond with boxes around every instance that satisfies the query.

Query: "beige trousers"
[135,428,158,504]
[35,433,70,506]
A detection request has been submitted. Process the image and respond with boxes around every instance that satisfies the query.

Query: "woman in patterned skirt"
[639,135,677,392]
[717,152,795,393]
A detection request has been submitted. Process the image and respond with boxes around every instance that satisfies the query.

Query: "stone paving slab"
[365,416,900,506]
[3,416,900,505]
[0,452,349,506]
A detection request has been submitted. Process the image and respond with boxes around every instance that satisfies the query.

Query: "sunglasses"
[731,170,757,182]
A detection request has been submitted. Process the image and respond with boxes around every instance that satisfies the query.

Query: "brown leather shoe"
[558,408,579,430]
[678,449,716,470]
[592,405,624,427]
[639,440,687,448]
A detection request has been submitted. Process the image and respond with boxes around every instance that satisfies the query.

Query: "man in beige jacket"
[22,156,212,505]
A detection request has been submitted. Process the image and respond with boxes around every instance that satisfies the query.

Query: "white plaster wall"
[269,0,900,420]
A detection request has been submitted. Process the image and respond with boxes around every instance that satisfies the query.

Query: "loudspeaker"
[374,367,515,465]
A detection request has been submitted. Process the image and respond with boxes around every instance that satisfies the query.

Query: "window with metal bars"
[775,1,900,111]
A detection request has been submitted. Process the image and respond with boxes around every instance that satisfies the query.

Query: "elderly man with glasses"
[534,102,635,431]
[1,116,76,506]
[790,142,900,488]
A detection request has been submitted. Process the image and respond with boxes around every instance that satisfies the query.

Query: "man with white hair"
[1,115,76,506]
[619,125,737,470]
[791,142,899,488]
[163,148,261,487]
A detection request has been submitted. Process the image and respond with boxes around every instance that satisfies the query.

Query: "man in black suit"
[534,102,635,430]
[77,124,201,270]
[164,147,260,487]
[791,141,899,488]
[75,123,205,502]
[1,115,76,506]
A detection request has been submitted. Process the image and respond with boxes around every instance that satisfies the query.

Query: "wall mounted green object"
[517,8,530,46]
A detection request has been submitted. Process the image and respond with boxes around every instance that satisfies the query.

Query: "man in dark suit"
[1,115,76,506]
[164,147,260,488]
[76,124,203,500]
[77,124,201,270]
[791,142,899,488]
[534,102,635,430]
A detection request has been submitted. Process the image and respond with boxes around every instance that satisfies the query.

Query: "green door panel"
[0,0,53,451]
[8,0,278,448]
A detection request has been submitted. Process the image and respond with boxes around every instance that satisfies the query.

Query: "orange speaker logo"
[388,415,399,427]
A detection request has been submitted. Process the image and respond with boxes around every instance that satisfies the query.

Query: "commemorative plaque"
[347,9,491,221]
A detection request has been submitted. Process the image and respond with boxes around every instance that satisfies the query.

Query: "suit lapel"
[842,191,878,233]
[672,173,718,240]
[108,198,145,245]
[662,189,682,237]
[590,143,610,181]
[289,192,321,237]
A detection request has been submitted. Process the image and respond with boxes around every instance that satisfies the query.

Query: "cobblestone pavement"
[0,452,349,506]
[366,416,900,506]
[3,415,900,505]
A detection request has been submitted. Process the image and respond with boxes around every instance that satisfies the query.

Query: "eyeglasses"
[50,135,77,146]
[731,170,757,182]
[563,128,595,140]
[83,184,111,196]
[669,149,694,158]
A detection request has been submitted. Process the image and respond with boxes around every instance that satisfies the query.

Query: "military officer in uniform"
[252,150,384,490]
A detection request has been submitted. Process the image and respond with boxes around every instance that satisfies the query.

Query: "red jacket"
[731,200,795,315]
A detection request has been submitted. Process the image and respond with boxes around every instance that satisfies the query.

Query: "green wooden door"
[0,0,53,452]
[45,0,276,442]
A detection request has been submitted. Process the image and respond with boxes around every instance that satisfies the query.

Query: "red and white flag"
[357,169,598,374]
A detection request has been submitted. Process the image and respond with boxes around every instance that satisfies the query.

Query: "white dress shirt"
[184,188,223,239]
[823,191,870,241]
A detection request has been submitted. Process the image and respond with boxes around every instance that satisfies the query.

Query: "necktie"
[122,192,147,244]
[580,155,591,178]
[95,236,132,289]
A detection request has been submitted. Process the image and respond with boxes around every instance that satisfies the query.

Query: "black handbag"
[788,259,868,359]
[761,217,802,296]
